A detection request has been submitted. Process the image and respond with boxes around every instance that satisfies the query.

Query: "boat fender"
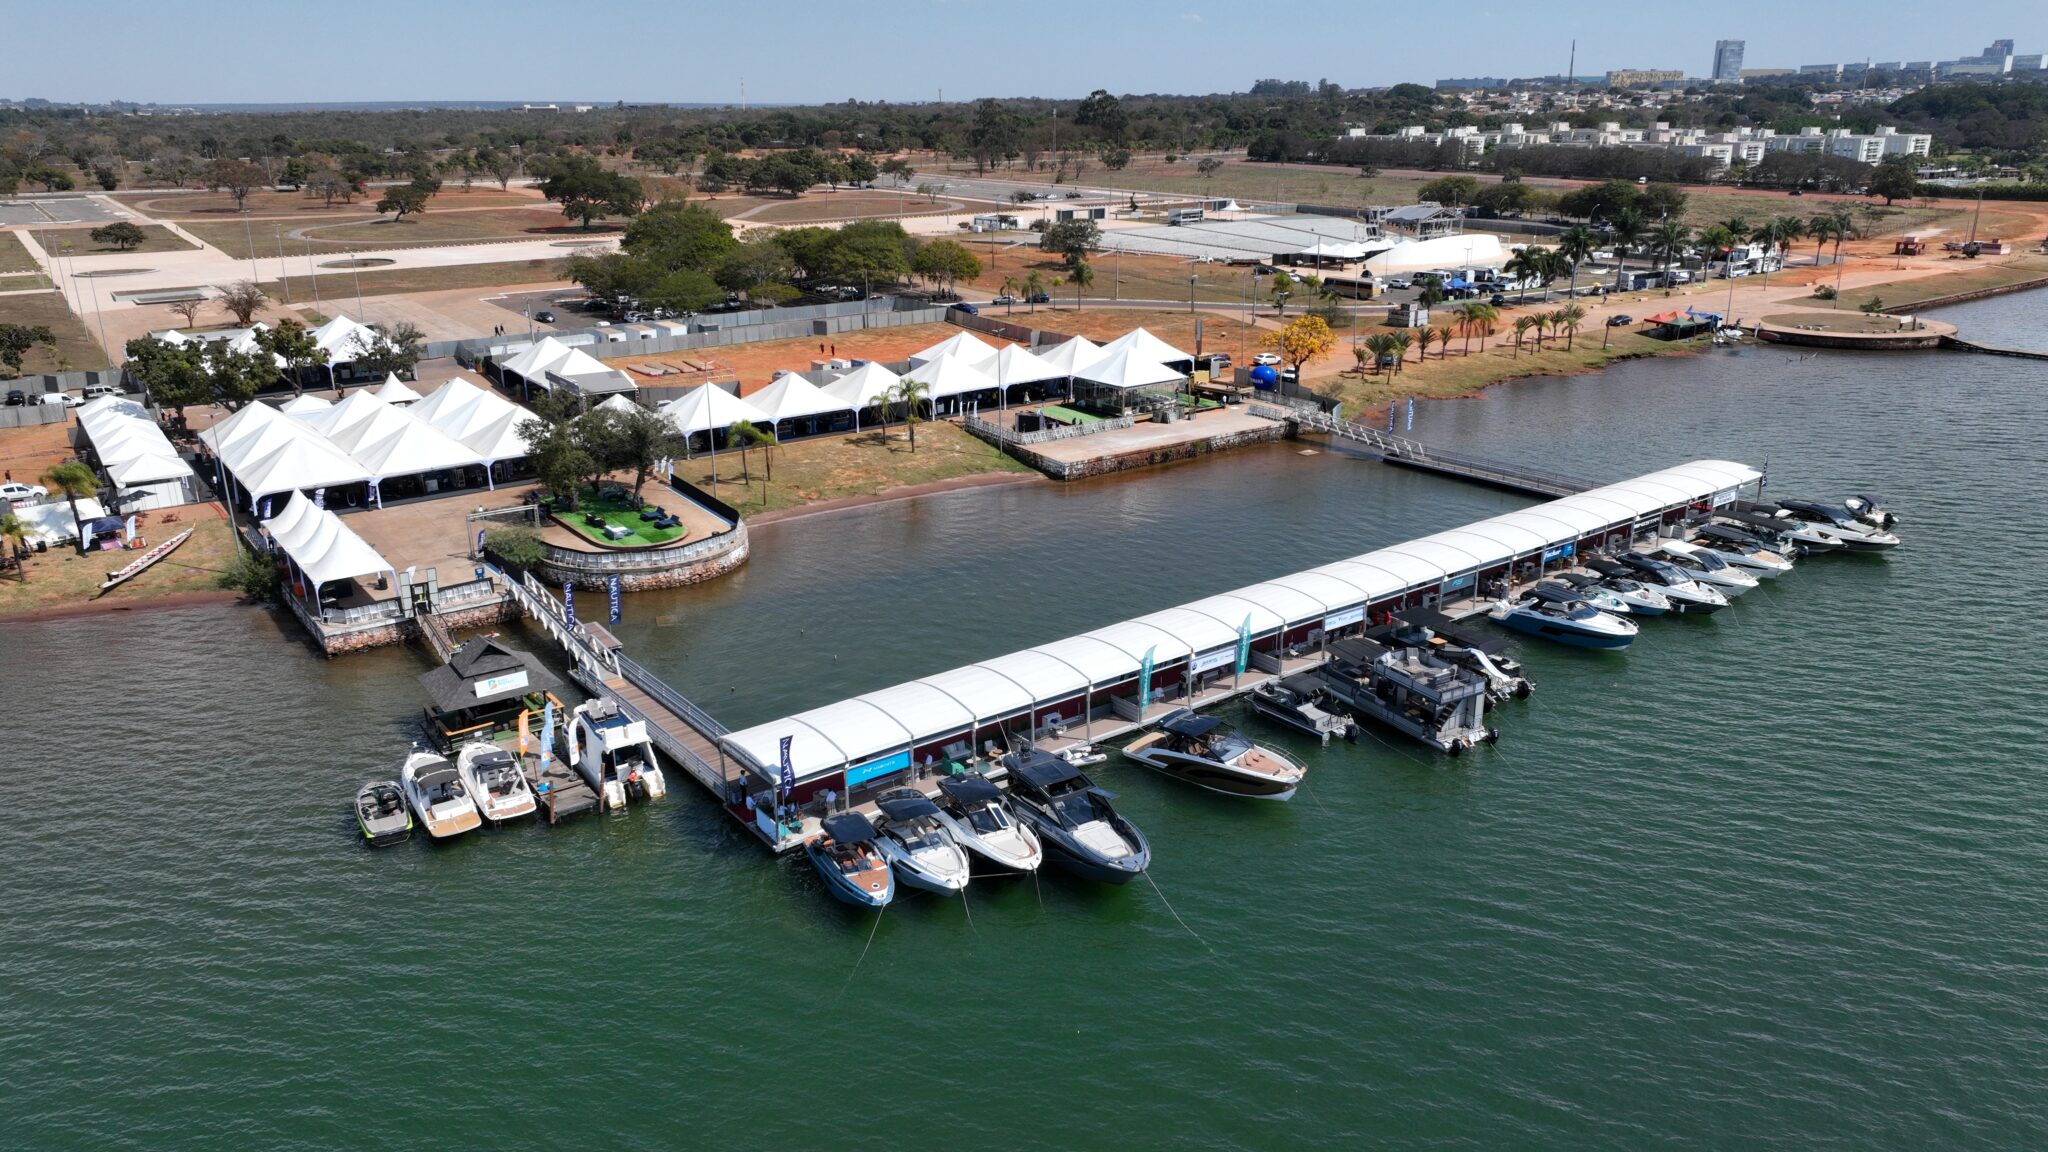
[1447,741,1463,758]
[1515,682,1533,700]
[1485,727,1502,745]
[1344,722,1360,742]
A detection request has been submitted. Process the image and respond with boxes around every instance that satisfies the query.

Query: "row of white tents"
[153,315,386,382]
[648,327,1197,441]
[261,490,396,600]
[199,376,536,510]
[74,395,198,511]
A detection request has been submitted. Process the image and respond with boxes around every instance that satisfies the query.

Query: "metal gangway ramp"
[1250,399,1598,499]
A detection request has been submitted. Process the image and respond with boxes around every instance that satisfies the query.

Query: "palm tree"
[1651,221,1692,282]
[1556,224,1597,301]
[1697,224,1736,271]
[39,460,98,556]
[0,512,27,581]
[1806,214,1838,268]
[1386,328,1412,373]
[1457,300,1498,355]
[1068,259,1094,309]
[1412,325,1435,362]
[1363,333,1395,374]
[1752,216,1801,301]
[1557,303,1587,350]
[1024,271,1046,312]
[999,275,1020,314]
[889,376,930,453]
[1609,207,1647,292]
[1503,248,1543,302]
[1511,315,1536,357]
[1430,322,1455,360]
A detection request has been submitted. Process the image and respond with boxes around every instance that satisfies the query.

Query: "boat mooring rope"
[1144,872,1215,956]
[832,904,885,1007]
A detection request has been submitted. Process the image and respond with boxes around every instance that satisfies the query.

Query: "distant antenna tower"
[1567,39,1576,86]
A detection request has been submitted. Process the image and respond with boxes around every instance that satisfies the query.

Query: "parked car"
[37,391,82,407]
[5,389,26,407]
[1280,367,1299,384]
[0,481,48,502]
[82,384,118,400]
[1788,189,1805,197]
[534,310,556,323]
[1490,293,1508,307]
[990,294,1018,305]
[1064,191,1084,199]
[952,302,980,315]
[1607,314,1634,327]
[1386,277,1412,290]
[1026,291,1051,304]
[1252,352,1283,366]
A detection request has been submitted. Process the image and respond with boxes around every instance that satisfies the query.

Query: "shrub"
[483,525,547,572]
[217,549,281,600]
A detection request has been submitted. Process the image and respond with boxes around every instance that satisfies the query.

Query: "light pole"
[1188,275,1197,313]
[275,225,291,304]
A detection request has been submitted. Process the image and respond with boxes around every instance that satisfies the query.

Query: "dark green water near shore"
[7,294,2047,1149]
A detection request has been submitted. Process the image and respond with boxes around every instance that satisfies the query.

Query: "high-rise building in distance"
[1713,39,1746,81]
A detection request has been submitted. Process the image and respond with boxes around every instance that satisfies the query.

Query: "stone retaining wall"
[1003,421,1291,481]
[536,525,750,592]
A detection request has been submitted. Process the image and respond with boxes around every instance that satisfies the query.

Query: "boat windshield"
[1685,549,1727,571]
[966,806,1007,835]
[1051,790,1104,828]
[1568,604,1605,621]
[1208,731,1251,759]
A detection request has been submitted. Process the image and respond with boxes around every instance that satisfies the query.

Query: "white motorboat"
[933,776,1043,873]
[1530,578,1634,617]
[1552,571,1672,616]
[1056,742,1107,768]
[455,742,538,824]
[1488,596,1638,650]
[1695,524,1800,575]
[1601,555,1730,613]
[567,700,668,812]
[1664,535,1791,579]
[1122,708,1307,800]
[1717,507,1845,553]
[1843,493,1898,530]
[1248,674,1356,744]
[1771,499,1901,552]
[872,793,972,893]
[400,750,483,840]
[1645,544,1759,596]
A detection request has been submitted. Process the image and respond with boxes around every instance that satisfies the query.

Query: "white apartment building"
[1344,120,1928,172]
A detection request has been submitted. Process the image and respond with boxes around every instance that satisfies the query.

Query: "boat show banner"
[1236,615,1252,675]
[845,749,912,789]
[1324,606,1366,632]
[1190,646,1235,675]
[1542,542,1576,562]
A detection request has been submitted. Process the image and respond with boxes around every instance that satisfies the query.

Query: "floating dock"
[712,459,1764,850]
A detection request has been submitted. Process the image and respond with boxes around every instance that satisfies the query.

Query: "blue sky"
[11,0,2047,105]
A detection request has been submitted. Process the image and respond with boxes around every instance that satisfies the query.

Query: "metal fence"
[0,404,66,430]
[964,412,1137,446]
[451,300,952,366]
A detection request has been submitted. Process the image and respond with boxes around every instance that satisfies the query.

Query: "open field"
[114,186,543,218]
[0,292,108,372]
[675,419,1032,517]
[959,247,1264,304]
[0,274,51,291]
[0,418,78,480]
[256,258,574,304]
[186,207,612,259]
[0,231,39,273]
[0,503,237,618]
[30,223,196,256]
[1837,254,2048,311]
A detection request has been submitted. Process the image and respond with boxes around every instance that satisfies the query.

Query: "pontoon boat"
[1315,637,1497,753]
[1248,674,1356,744]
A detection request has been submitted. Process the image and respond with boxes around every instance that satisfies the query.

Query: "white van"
[36,391,83,408]
[82,384,119,400]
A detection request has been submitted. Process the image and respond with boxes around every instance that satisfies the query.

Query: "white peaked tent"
[352,421,486,501]
[279,394,333,415]
[908,331,999,369]
[1095,327,1194,369]
[748,373,850,426]
[231,427,371,503]
[595,394,642,415]
[263,492,395,590]
[297,388,391,446]
[1293,237,1372,262]
[1363,233,1504,276]
[225,323,288,369]
[311,315,381,363]
[1074,345,1185,391]
[991,343,1063,387]
[376,374,423,404]
[411,377,535,465]
[1033,335,1103,377]
[901,352,998,401]
[498,336,576,382]
[661,383,770,436]
[819,361,899,409]
[76,397,194,506]
[407,375,487,425]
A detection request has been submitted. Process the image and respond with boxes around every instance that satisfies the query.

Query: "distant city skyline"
[5,0,2046,105]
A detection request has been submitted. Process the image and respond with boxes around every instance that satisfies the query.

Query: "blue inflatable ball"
[1249,364,1278,390]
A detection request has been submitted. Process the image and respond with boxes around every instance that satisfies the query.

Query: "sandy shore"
[0,588,243,624]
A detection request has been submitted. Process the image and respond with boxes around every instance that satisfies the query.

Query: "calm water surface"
[6,294,2046,1149]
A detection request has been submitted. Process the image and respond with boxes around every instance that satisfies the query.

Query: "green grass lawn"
[551,487,688,548]
[0,291,108,372]
[0,232,39,273]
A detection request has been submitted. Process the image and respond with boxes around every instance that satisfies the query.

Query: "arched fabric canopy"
[661,383,771,435]
[901,352,998,400]
[750,374,851,425]
[263,492,395,588]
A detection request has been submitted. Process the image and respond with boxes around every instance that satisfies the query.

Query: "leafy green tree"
[1608,206,1647,290]
[28,166,75,192]
[0,324,55,376]
[93,165,120,191]
[375,183,429,220]
[205,343,275,410]
[90,222,146,251]
[1417,175,1481,207]
[711,236,792,297]
[353,323,425,381]
[539,153,644,229]
[121,336,209,414]
[623,200,738,272]
[481,526,546,573]
[516,393,596,510]
[205,159,268,210]
[217,548,281,600]
[813,220,912,284]
[255,317,328,396]
[843,154,878,186]
[644,268,723,314]
[279,157,309,188]
[1103,149,1132,171]
[1197,157,1224,180]
[1038,219,1100,265]
[39,460,99,555]
[910,239,981,296]
[1269,269,1294,314]
[608,404,685,501]
[565,251,662,308]
[1868,156,1919,205]
[1638,182,1688,220]
[1074,89,1129,140]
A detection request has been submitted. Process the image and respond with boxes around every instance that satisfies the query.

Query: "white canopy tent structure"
[1363,233,1506,277]
[292,388,490,503]
[989,344,1065,406]
[1291,237,1372,265]
[719,460,1765,792]
[595,394,642,415]
[279,394,332,415]
[1095,327,1194,371]
[498,336,576,383]
[661,383,771,436]
[749,373,851,434]
[1033,335,1103,378]
[907,331,998,369]
[409,377,537,475]
[229,429,372,509]
[310,315,382,381]
[819,362,900,430]
[901,352,998,411]
[13,496,108,548]
[375,374,423,405]
[262,491,396,599]
[1073,345,1185,393]
[75,396,196,509]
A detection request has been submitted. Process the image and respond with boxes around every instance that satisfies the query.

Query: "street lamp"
[1188,275,1198,313]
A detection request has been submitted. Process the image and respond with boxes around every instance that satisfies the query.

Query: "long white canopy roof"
[76,397,193,487]
[750,374,852,422]
[722,459,1760,781]
[991,343,1064,387]
[662,383,770,434]
[311,315,380,363]
[819,361,899,408]
[263,492,395,586]
[901,352,997,400]
[409,377,536,462]
[1096,326,1193,366]
[1073,345,1184,390]
[499,336,576,380]
[907,331,998,369]
[1032,336,1101,376]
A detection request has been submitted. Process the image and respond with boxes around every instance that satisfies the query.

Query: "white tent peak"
[908,331,998,369]
[819,361,900,408]
[900,352,997,399]
[748,374,851,424]
[661,383,770,434]
[376,374,423,404]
